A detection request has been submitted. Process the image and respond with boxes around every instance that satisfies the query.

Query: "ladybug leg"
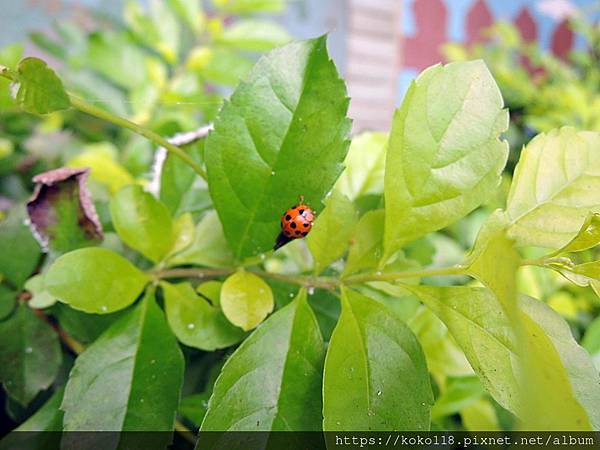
[299,195,304,204]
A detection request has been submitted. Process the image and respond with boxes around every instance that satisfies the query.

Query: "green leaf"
[196,48,253,87]
[555,212,600,254]
[212,0,284,13]
[0,303,62,406]
[460,399,500,431]
[431,376,484,420]
[167,213,195,257]
[86,32,148,91]
[323,289,433,431]
[218,20,291,51]
[408,306,473,385]
[0,208,41,288]
[0,388,64,450]
[506,127,600,249]
[200,290,324,431]
[343,209,384,276]
[383,60,508,262]
[409,285,600,429]
[334,132,387,201]
[307,191,357,274]
[548,259,600,295]
[149,0,180,63]
[206,36,350,259]
[167,0,203,34]
[53,303,125,344]
[159,141,203,215]
[61,291,184,435]
[162,281,245,351]
[45,248,149,314]
[220,271,273,331]
[0,286,15,320]
[168,211,234,268]
[464,211,521,315]
[307,289,340,341]
[14,57,70,114]
[110,185,174,263]
[25,275,56,309]
[582,315,600,358]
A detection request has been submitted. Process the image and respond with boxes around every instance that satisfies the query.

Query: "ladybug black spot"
[285,214,291,221]
[299,209,305,214]
[303,222,309,228]
[290,222,297,229]
[295,230,301,236]
[301,231,308,236]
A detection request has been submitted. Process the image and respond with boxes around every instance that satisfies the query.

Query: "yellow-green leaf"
[220,271,274,331]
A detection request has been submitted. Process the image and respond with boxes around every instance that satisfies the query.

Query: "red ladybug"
[274,196,315,250]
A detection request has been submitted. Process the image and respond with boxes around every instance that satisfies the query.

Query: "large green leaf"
[323,289,432,431]
[110,185,174,263]
[162,281,245,351]
[0,209,41,288]
[13,57,70,114]
[61,292,184,437]
[506,127,600,249]
[45,248,149,314]
[0,304,62,406]
[334,132,387,201]
[383,60,508,262]
[409,285,600,429]
[200,290,324,432]
[307,190,357,274]
[206,36,350,259]
[220,270,273,331]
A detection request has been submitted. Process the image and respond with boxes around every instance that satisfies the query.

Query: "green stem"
[342,265,467,285]
[157,265,467,290]
[68,96,207,180]
[1,64,208,180]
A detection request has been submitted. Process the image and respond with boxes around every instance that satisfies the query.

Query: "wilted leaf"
[200,291,324,433]
[14,57,70,114]
[27,167,103,253]
[45,248,149,314]
[206,36,350,259]
[0,303,62,406]
[506,127,600,249]
[323,289,433,431]
[383,60,508,262]
[162,281,245,351]
[220,271,273,331]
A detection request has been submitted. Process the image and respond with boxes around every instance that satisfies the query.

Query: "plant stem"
[68,96,207,180]
[157,265,467,290]
[341,265,466,285]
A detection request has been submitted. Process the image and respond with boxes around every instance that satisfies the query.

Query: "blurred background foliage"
[0,0,600,436]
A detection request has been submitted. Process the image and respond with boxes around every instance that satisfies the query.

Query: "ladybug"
[274,196,315,250]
